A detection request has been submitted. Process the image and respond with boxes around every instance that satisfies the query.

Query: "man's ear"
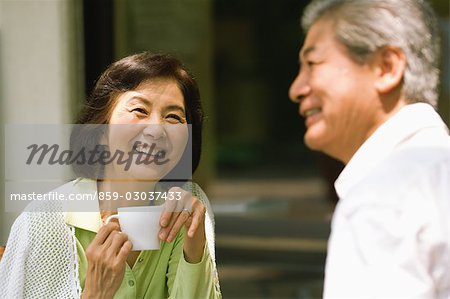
[373,46,406,94]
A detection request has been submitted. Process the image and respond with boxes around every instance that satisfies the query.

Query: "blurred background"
[0,0,449,298]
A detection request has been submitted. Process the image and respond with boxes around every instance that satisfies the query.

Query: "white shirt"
[324,103,450,299]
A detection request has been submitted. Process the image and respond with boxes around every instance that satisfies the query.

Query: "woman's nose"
[143,119,166,140]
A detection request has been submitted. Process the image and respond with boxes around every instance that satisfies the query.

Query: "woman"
[0,53,221,299]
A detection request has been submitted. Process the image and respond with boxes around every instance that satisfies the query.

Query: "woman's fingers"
[160,200,177,228]
[166,210,191,242]
[108,231,129,255]
[159,210,181,241]
[84,228,132,299]
[187,200,206,237]
[117,240,133,262]
[181,200,207,263]
[158,187,206,242]
[93,222,120,246]
[164,197,206,242]
[159,187,184,227]
[187,207,202,238]
[159,187,189,240]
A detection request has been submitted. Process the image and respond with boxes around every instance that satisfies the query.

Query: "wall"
[0,0,83,244]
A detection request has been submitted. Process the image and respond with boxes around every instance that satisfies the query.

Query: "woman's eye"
[132,108,147,115]
[166,114,185,123]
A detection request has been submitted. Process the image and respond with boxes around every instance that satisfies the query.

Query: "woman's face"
[104,79,189,181]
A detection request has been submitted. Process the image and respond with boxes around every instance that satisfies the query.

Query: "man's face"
[289,18,380,163]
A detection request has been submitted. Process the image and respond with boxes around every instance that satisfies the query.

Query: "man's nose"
[289,72,310,104]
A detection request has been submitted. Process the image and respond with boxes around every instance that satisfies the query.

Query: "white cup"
[105,205,165,251]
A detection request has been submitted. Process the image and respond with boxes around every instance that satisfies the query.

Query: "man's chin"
[304,136,345,163]
[304,134,325,152]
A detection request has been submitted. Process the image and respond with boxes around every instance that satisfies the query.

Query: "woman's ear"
[99,133,108,147]
[98,124,109,147]
[372,46,406,94]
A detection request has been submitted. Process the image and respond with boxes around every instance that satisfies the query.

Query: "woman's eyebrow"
[126,97,185,114]
[164,105,185,114]
[126,96,151,105]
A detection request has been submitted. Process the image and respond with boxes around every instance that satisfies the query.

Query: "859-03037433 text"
[9,191,182,202]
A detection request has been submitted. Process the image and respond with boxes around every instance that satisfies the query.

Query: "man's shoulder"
[378,146,449,179]
[335,146,450,228]
[348,146,450,201]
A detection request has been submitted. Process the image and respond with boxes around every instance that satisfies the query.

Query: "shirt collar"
[63,178,169,233]
[335,103,448,199]
[63,178,102,233]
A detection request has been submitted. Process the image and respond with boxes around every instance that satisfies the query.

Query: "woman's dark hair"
[71,52,203,179]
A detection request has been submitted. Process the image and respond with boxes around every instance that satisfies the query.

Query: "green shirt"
[63,178,220,299]
[75,226,217,299]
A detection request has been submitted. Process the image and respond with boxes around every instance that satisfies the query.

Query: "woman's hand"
[82,222,132,299]
[159,187,206,263]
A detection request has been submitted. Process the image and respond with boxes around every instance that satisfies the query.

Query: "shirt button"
[128,280,135,287]
[138,257,144,263]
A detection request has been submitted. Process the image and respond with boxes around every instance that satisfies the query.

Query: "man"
[289,0,450,298]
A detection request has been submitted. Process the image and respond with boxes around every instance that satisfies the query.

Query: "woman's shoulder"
[14,178,92,233]
[181,181,207,200]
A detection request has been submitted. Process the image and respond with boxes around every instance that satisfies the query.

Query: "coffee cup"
[105,205,164,251]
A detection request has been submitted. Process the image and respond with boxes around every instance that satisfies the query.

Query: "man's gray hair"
[302,0,441,107]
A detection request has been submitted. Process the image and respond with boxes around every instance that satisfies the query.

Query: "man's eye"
[299,61,316,72]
